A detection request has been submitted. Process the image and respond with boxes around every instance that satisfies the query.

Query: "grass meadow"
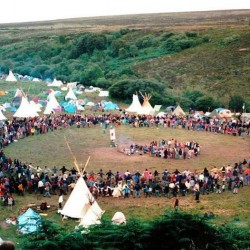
[0,123,249,247]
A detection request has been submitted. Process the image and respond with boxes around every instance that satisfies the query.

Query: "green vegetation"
[0,10,249,111]
[22,212,250,250]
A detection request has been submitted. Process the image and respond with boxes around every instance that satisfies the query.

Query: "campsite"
[0,9,249,250]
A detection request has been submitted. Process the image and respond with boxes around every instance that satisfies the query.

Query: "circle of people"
[0,111,249,149]
[0,148,249,208]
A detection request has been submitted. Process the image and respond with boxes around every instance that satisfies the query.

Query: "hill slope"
[0,10,249,110]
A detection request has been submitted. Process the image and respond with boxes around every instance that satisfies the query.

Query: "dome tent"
[17,208,42,234]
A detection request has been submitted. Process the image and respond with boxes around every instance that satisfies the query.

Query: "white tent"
[65,88,77,100]
[172,105,186,116]
[14,88,23,98]
[126,94,143,113]
[13,97,39,118]
[0,109,7,120]
[67,82,78,88]
[98,91,109,97]
[218,109,232,118]
[112,212,126,225]
[61,177,104,227]
[6,70,17,82]
[30,101,42,112]
[44,92,61,114]
[32,78,41,82]
[138,93,154,115]
[48,78,63,87]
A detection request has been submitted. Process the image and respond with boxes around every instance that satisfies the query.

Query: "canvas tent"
[65,88,77,100]
[217,108,232,118]
[13,96,39,118]
[112,212,126,225]
[61,177,104,227]
[138,93,155,115]
[172,105,186,116]
[17,208,42,234]
[67,82,78,88]
[48,78,63,87]
[126,94,143,113]
[0,109,7,120]
[98,91,109,97]
[44,92,61,115]
[241,113,250,121]
[30,101,42,113]
[14,88,23,98]
[6,70,17,82]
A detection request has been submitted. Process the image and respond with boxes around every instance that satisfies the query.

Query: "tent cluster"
[126,93,161,115]
[0,85,117,119]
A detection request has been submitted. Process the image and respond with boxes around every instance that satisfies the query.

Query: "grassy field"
[1,124,250,247]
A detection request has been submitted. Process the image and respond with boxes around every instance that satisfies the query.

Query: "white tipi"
[138,93,154,115]
[44,92,61,115]
[0,109,7,120]
[6,70,17,82]
[13,96,39,118]
[125,94,143,113]
[61,176,104,227]
[65,87,77,100]
[172,105,186,116]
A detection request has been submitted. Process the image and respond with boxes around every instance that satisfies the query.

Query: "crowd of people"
[0,146,249,207]
[0,111,249,149]
[122,139,200,159]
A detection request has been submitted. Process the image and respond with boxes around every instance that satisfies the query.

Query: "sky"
[1,0,249,24]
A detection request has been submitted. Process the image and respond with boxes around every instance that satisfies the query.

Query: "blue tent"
[103,101,119,111]
[17,208,42,234]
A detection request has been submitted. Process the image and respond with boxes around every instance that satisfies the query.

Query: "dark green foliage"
[136,35,159,49]
[196,96,221,111]
[228,95,245,112]
[185,31,198,38]
[95,78,111,89]
[22,212,250,250]
[109,79,166,103]
[183,89,204,109]
[69,32,107,58]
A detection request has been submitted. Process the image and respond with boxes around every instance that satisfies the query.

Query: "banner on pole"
[110,128,116,140]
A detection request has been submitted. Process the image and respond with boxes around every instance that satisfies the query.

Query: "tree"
[228,95,244,112]
[129,44,139,57]
[118,48,129,59]
[196,96,221,112]
[109,78,166,103]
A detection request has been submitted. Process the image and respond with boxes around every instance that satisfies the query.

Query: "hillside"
[0,10,249,111]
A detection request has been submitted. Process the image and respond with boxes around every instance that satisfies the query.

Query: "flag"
[110,128,116,140]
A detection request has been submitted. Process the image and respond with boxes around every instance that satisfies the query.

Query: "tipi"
[138,93,154,115]
[44,92,61,114]
[0,109,7,120]
[61,176,104,227]
[172,105,186,116]
[13,95,39,118]
[65,87,77,100]
[126,94,143,113]
[6,70,17,82]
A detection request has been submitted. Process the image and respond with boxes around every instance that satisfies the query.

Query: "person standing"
[194,182,200,203]
[58,192,64,209]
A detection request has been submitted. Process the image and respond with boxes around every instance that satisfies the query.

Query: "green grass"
[0,124,249,248]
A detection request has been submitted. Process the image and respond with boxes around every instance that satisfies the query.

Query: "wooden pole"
[82,156,91,173]
[64,136,80,173]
